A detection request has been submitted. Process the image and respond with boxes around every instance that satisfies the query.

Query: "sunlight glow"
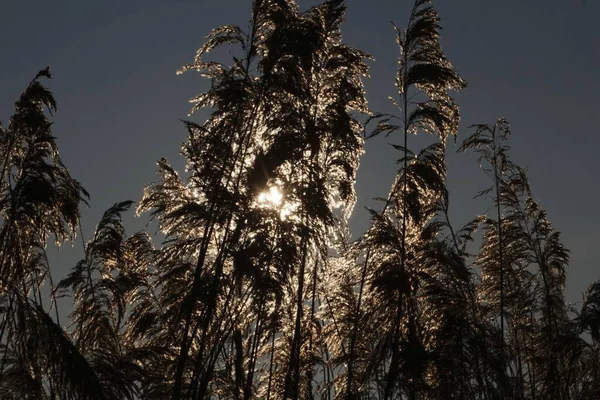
[255,185,299,221]
[258,186,283,206]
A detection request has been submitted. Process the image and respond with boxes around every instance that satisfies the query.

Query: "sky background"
[1,0,599,310]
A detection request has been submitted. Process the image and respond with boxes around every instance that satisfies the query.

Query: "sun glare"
[255,185,298,221]
[258,186,283,206]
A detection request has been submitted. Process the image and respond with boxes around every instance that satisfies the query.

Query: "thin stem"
[491,128,506,399]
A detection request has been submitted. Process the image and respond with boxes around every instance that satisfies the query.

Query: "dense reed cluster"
[0,1,598,399]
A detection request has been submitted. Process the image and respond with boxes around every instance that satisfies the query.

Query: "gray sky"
[1,0,598,307]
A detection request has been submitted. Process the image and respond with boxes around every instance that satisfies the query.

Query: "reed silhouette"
[0,1,597,399]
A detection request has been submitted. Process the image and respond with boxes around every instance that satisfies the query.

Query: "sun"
[255,185,298,221]
[258,186,283,206]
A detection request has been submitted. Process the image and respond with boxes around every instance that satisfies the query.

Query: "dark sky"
[1,0,599,307]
